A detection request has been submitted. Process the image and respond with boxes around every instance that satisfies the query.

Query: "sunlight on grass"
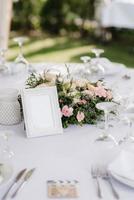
[27,45,95,62]
[7,36,134,67]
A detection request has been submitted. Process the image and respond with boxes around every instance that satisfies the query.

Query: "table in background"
[96,0,134,29]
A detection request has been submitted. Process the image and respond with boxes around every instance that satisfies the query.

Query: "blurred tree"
[11,0,46,31]
[40,0,69,34]
[68,0,94,36]
[40,0,95,35]
[12,0,95,35]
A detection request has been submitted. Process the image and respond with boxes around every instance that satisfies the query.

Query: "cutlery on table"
[100,167,119,199]
[11,168,35,199]
[1,168,27,200]
[91,166,102,198]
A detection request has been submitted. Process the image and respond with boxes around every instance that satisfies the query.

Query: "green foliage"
[26,72,112,128]
[12,0,95,34]
[68,0,94,19]
[26,73,49,88]
[40,0,69,33]
[12,0,46,31]
[40,0,95,34]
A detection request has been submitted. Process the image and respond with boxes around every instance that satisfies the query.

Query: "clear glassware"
[0,48,8,74]
[96,102,118,145]
[80,56,100,82]
[13,37,29,74]
[0,131,14,162]
[0,132,14,185]
[80,56,91,63]
[91,48,104,58]
[80,56,91,73]
[118,112,134,145]
[90,48,105,81]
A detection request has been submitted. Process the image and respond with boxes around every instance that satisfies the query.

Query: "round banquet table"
[0,62,134,200]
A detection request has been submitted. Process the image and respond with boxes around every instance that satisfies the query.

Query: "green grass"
[7,35,134,68]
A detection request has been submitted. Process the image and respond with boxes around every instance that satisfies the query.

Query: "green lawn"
[7,36,134,68]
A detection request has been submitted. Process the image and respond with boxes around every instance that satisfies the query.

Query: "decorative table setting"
[0,41,134,200]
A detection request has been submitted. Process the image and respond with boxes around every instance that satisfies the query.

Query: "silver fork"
[91,166,102,198]
[100,167,119,199]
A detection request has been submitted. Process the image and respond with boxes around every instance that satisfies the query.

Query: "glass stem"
[19,43,23,57]
[104,111,109,135]
[128,121,133,138]
[0,50,5,64]
[96,53,100,58]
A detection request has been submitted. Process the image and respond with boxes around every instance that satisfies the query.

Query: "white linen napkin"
[108,150,134,181]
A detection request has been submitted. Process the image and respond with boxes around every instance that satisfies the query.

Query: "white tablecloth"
[96,0,134,29]
[0,63,134,200]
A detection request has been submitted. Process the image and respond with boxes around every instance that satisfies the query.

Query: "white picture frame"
[21,86,63,138]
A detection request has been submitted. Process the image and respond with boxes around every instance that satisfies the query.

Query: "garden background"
[7,0,134,67]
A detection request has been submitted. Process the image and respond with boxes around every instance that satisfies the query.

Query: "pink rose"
[76,111,85,122]
[79,99,87,105]
[106,90,112,100]
[61,105,73,117]
[59,99,63,103]
[94,86,107,98]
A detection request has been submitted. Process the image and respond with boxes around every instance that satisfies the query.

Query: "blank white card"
[29,94,54,129]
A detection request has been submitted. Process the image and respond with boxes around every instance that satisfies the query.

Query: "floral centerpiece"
[26,72,112,128]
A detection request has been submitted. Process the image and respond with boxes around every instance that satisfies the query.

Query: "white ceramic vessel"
[0,89,21,125]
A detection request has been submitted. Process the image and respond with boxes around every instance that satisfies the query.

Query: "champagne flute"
[13,37,29,74]
[96,102,118,145]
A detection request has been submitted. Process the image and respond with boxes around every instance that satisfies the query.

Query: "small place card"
[47,180,79,198]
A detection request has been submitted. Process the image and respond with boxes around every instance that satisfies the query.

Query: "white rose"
[74,79,88,88]
[44,73,57,83]
[73,97,80,104]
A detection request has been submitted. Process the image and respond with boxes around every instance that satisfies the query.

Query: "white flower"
[73,97,80,104]
[74,79,88,88]
[69,90,78,97]
[44,73,57,83]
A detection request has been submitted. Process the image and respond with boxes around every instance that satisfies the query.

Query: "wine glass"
[78,56,91,80]
[13,36,29,74]
[96,102,118,145]
[118,111,134,145]
[0,131,14,185]
[0,48,8,74]
[80,56,91,73]
[80,56,91,63]
[90,48,105,79]
[91,48,104,58]
[0,132,14,162]
[80,56,101,82]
